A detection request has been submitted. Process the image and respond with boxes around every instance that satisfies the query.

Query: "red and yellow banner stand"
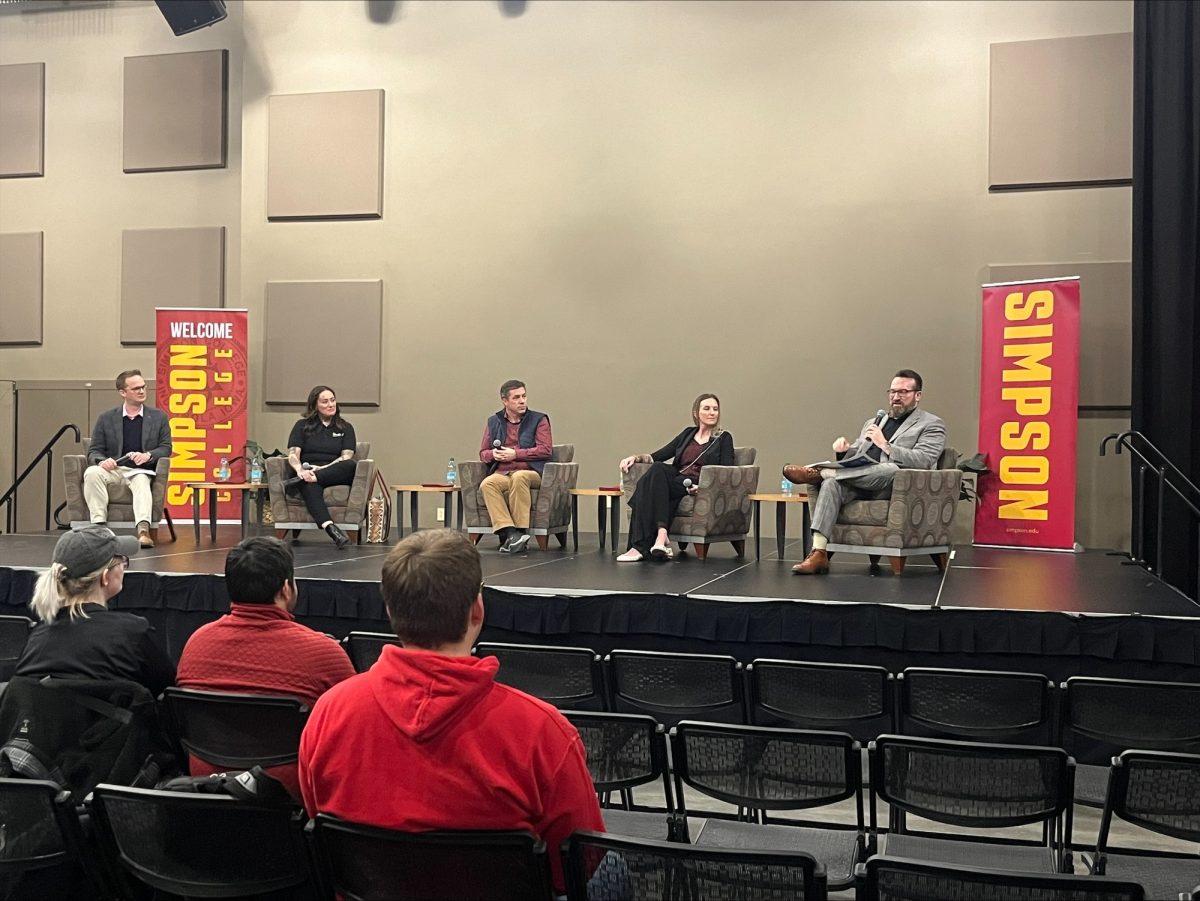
[974,278,1080,551]
[155,308,249,523]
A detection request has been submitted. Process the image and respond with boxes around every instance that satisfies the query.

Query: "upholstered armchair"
[810,447,962,575]
[621,447,759,559]
[62,455,176,541]
[266,441,375,543]
[459,444,578,550]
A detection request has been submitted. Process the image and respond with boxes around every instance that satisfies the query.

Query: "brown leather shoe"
[137,526,155,548]
[782,464,823,486]
[792,548,829,574]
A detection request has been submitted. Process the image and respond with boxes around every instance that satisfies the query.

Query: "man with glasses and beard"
[782,369,945,574]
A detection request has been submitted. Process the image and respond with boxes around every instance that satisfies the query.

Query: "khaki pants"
[480,470,541,531]
[83,465,152,526]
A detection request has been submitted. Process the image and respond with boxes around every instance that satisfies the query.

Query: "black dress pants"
[626,462,689,554]
[295,459,357,525]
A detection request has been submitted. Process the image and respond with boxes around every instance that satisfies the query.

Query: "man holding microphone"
[478,380,553,554]
[782,369,945,574]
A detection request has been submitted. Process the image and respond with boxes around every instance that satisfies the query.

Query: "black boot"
[325,522,350,549]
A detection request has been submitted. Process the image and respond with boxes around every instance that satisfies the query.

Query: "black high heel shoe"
[325,523,350,549]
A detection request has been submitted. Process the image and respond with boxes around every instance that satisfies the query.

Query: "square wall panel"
[267,89,384,220]
[122,227,226,345]
[123,50,228,172]
[0,232,44,344]
[0,63,45,178]
[263,280,382,405]
[990,33,1132,190]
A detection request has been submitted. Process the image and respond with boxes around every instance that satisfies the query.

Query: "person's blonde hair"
[29,561,112,625]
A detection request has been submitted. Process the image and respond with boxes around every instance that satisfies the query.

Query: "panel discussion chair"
[458,444,579,550]
[266,440,375,543]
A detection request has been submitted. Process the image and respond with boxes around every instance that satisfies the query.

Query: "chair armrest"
[885,468,963,543]
[622,462,652,508]
[693,464,760,533]
[343,459,375,523]
[62,455,88,519]
[457,460,487,494]
[265,457,291,521]
[539,461,579,492]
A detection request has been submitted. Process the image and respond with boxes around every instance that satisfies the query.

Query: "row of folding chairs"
[1,770,1182,901]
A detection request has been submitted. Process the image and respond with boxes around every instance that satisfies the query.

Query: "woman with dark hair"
[617,394,734,562]
[286,385,358,549]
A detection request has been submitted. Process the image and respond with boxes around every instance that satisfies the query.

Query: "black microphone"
[282,462,314,488]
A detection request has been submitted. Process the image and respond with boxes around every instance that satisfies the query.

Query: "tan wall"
[1,0,1133,546]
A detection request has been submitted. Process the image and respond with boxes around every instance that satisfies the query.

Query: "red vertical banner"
[974,279,1080,550]
[155,309,249,523]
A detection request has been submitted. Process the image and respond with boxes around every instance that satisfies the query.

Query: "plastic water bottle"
[446,458,457,486]
[781,477,792,496]
[217,456,230,482]
[249,454,262,484]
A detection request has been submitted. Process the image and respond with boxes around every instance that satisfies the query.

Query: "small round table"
[747,492,811,561]
[569,488,623,552]
[186,481,268,542]
[391,485,462,538]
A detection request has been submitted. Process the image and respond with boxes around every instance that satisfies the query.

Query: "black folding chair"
[1089,750,1200,901]
[856,855,1145,901]
[1061,675,1200,807]
[897,666,1056,745]
[747,659,894,744]
[341,631,403,673]
[476,642,606,710]
[0,778,95,901]
[88,783,317,899]
[0,615,33,682]
[161,687,308,770]
[563,830,828,901]
[606,650,745,728]
[309,814,555,901]
[670,721,864,891]
[564,711,676,841]
[869,734,1075,874]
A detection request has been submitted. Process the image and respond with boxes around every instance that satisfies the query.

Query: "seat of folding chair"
[1098,850,1200,901]
[692,818,861,889]
[599,808,678,842]
[1074,762,1108,807]
[882,833,1058,873]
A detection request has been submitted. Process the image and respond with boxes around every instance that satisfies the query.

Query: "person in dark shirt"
[285,385,358,549]
[617,394,734,562]
[16,526,176,696]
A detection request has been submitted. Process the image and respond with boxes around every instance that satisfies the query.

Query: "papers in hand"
[807,449,878,470]
[114,455,156,478]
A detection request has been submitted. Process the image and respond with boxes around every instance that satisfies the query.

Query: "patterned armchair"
[458,444,578,550]
[811,446,961,574]
[621,447,759,559]
[266,441,375,543]
[62,454,175,541]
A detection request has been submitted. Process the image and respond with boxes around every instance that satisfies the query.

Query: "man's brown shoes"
[782,464,823,486]
[792,548,829,574]
[137,524,155,548]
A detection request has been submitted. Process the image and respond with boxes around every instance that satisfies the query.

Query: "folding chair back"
[606,650,745,727]
[161,687,308,770]
[857,855,1145,901]
[898,667,1055,745]
[476,642,605,710]
[342,631,403,673]
[747,659,893,744]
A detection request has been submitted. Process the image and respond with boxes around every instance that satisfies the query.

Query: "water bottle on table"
[781,477,792,496]
[250,453,263,484]
[217,456,230,482]
[446,458,457,486]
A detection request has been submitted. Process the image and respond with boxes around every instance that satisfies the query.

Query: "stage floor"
[1,526,1194,619]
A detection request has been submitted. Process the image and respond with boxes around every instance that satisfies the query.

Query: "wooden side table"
[391,485,462,538]
[747,493,811,561]
[569,488,623,551]
[187,482,268,542]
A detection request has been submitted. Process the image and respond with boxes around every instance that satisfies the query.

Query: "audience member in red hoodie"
[299,530,604,891]
[177,537,355,797]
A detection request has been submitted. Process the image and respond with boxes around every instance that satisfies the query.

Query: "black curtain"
[1132,1,1200,599]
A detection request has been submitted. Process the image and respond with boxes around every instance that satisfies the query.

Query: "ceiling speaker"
[155,0,227,36]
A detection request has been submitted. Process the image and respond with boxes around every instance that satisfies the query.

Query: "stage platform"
[2,527,1198,684]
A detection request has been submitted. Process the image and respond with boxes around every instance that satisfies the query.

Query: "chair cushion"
[882,833,1057,873]
[695,819,861,889]
[839,499,890,526]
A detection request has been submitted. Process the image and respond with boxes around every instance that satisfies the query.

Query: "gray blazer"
[87,405,173,466]
[847,406,946,470]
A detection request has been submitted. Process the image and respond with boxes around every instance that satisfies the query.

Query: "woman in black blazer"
[617,394,734,562]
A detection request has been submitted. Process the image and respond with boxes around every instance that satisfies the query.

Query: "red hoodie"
[299,645,604,890]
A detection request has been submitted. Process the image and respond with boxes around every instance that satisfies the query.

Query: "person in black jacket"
[285,385,358,549]
[617,394,734,562]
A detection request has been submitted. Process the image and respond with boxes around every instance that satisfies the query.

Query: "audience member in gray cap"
[14,526,175,695]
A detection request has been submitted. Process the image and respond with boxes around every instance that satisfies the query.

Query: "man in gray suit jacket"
[84,370,173,547]
[783,369,946,574]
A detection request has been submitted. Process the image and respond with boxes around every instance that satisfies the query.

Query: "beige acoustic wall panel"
[0,62,45,178]
[0,232,44,344]
[121,226,226,345]
[987,261,1131,408]
[123,49,228,172]
[990,33,1132,190]
[266,89,384,220]
[263,280,382,405]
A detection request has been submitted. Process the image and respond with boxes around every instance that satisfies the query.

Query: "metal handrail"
[1100,430,1200,600]
[0,424,82,533]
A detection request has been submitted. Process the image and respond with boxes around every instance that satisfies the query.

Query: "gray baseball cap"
[54,526,140,579]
